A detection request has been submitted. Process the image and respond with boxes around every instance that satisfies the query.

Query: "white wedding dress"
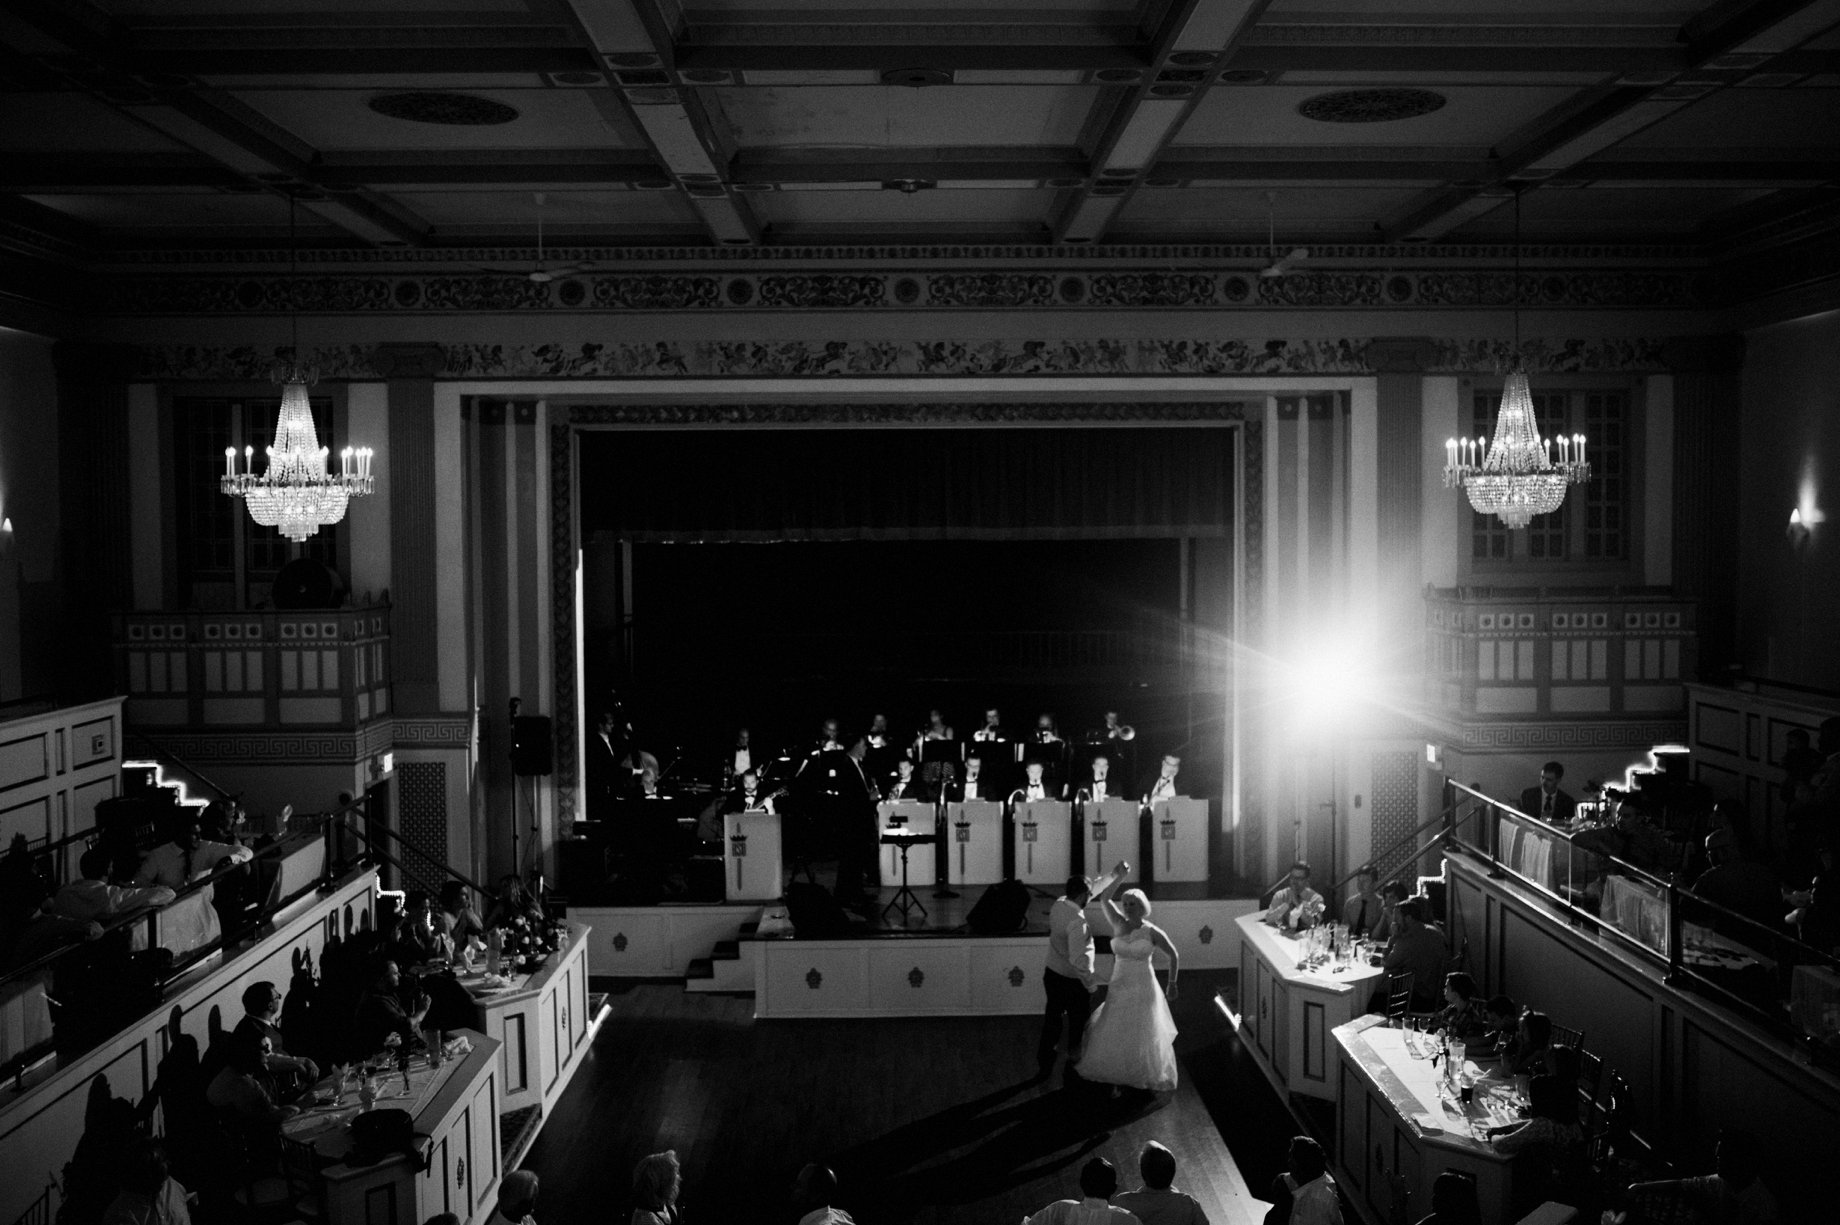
[1077,926,1179,1090]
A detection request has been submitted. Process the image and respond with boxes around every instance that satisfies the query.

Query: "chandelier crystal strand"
[1438,189,1590,528]
[221,195,374,541]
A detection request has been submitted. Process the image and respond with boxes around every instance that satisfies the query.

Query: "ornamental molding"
[130,336,1672,382]
[1451,719,1689,751]
[96,266,1704,316]
[563,401,1254,426]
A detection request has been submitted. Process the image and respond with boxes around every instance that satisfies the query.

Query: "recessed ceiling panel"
[752,185,1050,227]
[1261,0,1695,21]
[715,86,1091,148]
[230,88,645,150]
[0,94,193,153]
[22,191,324,231]
[389,189,696,228]
[1613,89,1840,148]
[1174,85,1580,147]
[687,0,1135,14]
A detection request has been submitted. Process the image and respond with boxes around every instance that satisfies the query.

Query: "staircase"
[683,916,764,993]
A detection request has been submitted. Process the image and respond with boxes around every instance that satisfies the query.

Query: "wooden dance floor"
[524,968,1286,1225]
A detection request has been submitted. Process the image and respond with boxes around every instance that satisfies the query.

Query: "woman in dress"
[1077,866,1181,1092]
[630,1149,684,1224]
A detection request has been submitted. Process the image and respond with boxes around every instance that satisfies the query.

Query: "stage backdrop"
[578,426,1235,542]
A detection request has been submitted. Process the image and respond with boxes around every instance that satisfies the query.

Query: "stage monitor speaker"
[512,715,553,776]
[966,878,1031,934]
[786,882,850,938]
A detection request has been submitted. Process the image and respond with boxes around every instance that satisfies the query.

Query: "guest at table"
[485,874,545,931]
[1626,1129,1778,1225]
[630,1149,683,1225]
[206,1030,299,1125]
[1381,900,1447,1010]
[50,847,175,921]
[352,959,430,1057]
[1114,1140,1210,1225]
[1433,972,1488,1041]
[1340,864,1383,938]
[1519,761,1577,825]
[1693,823,1785,932]
[1486,1074,1586,1193]
[1022,1156,1143,1225]
[1501,1009,1553,1078]
[233,981,317,1101]
[792,1163,855,1225]
[1476,995,1520,1054]
[439,880,487,959]
[101,1135,193,1225]
[1268,1136,1342,1225]
[493,1170,540,1225]
[391,890,451,965]
[1264,861,1325,932]
[1370,880,1408,946]
[1411,1170,1481,1225]
[133,811,254,890]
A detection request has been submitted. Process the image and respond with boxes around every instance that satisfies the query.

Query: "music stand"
[879,828,936,923]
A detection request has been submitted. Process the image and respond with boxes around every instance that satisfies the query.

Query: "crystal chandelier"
[1441,191,1589,529]
[221,197,374,542]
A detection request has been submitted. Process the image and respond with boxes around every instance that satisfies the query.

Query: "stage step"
[685,935,756,993]
[501,1104,543,1170]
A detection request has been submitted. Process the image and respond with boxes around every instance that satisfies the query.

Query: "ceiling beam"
[560,0,761,245]
[1052,0,1275,244]
[1377,0,1840,242]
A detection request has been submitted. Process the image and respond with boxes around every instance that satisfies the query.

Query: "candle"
[224,446,235,479]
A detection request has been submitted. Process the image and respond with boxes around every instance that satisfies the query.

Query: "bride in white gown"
[1077,862,1181,1091]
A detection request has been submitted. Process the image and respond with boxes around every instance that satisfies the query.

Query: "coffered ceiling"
[0,0,1836,259]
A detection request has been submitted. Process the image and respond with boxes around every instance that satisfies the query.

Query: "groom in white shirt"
[1038,863,1125,1081]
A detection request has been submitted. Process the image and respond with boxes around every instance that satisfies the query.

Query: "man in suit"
[1013,760,1060,803]
[1519,760,1577,824]
[586,711,626,818]
[973,708,1006,742]
[947,750,997,802]
[1074,753,1122,804]
[723,768,777,814]
[1142,753,1184,804]
[883,756,929,803]
[863,713,899,788]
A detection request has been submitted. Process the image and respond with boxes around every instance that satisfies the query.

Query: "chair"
[1549,1022,1585,1051]
[1386,972,1415,1023]
[279,1132,325,1221]
[1576,1048,1605,1127]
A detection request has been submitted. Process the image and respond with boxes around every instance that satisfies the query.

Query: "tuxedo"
[723,786,776,815]
[947,773,996,803]
[882,775,931,804]
[972,725,1007,742]
[1012,779,1063,804]
[1142,771,1184,804]
[585,730,627,816]
[1519,786,1577,824]
[1075,774,1123,804]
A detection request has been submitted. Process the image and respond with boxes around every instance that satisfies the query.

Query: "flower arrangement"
[495,913,565,970]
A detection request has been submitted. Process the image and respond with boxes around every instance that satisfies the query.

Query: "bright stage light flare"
[1282,641,1379,729]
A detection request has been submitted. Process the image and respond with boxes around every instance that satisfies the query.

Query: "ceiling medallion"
[1297,88,1446,124]
[367,92,519,126]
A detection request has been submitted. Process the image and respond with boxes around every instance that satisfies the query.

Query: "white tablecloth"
[1601,874,1668,953]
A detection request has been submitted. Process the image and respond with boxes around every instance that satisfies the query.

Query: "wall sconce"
[0,516,13,559]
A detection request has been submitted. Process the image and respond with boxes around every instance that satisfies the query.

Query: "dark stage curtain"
[579,427,1234,541]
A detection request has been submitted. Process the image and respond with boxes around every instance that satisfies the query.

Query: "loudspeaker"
[511,715,553,776]
[966,878,1031,934]
[785,882,850,938]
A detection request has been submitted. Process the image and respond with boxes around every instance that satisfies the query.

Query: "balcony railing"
[1425,586,1696,720]
[112,604,391,729]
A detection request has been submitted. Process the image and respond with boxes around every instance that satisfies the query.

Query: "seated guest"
[1340,864,1383,937]
[52,847,175,920]
[1268,1136,1342,1225]
[629,1149,683,1225]
[883,757,929,803]
[485,874,545,931]
[1114,1140,1209,1225]
[206,1029,298,1125]
[1693,823,1784,931]
[1487,1074,1586,1192]
[724,769,777,814]
[1544,1042,1581,1086]
[1382,900,1448,1011]
[391,890,451,965]
[352,959,429,1056]
[1626,1129,1778,1225]
[1023,1156,1142,1225]
[233,981,317,1101]
[1370,880,1408,946]
[101,1135,192,1225]
[1475,994,1520,1053]
[1143,755,1184,804]
[949,751,994,802]
[1501,1010,1553,1078]
[793,1163,855,1225]
[1012,760,1060,803]
[439,880,487,956]
[133,811,254,890]
[1519,761,1577,824]
[492,1171,539,1225]
[1786,841,1840,953]
[1411,1171,1481,1225]
[1264,861,1325,931]
[1433,972,1487,1040]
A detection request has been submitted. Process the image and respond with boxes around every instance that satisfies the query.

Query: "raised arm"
[1097,862,1131,926]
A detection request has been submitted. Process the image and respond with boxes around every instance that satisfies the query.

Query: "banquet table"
[290,1028,502,1225]
[1236,915,1386,1101]
[1333,1014,1527,1225]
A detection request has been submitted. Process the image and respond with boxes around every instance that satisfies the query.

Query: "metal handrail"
[340,806,490,900]
[124,732,240,809]
[1259,795,1464,904]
